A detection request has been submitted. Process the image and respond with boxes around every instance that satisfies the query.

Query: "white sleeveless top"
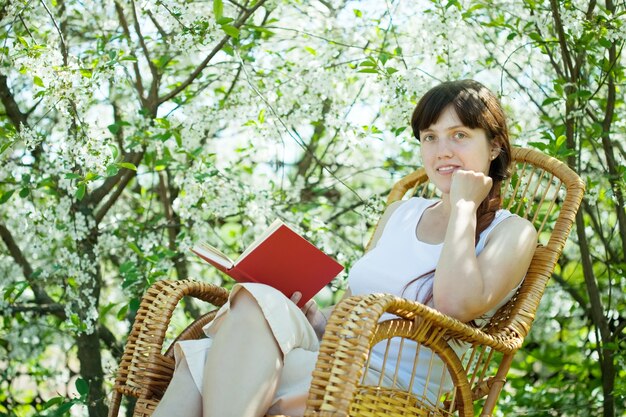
[347,197,520,402]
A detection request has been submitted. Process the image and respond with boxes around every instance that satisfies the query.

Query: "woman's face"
[419,105,496,194]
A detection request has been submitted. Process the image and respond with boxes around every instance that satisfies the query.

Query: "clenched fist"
[449,169,493,207]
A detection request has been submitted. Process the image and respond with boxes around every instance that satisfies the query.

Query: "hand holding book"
[191,219,344,307]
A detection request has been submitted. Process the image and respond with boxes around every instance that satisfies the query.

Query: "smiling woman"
[148,79,538,417]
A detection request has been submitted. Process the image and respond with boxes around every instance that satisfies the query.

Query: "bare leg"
[202,288,283,417]
[152,357,202,417]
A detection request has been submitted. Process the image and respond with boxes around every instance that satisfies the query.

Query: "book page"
[191,242,235,269]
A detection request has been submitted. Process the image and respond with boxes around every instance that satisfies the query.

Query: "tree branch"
[158,0,269,104]
[84,151,141,207]
[0,223,59,310]
[551,271,590,318]
[114,1,146,103]
[2,303,65,317]
[147,10,169,39]
[39,0,68,66]
[129,0,160,107]
[0,74,28,130]
[549,0,574,78]
[598,41,626,257]
[93,151,144,223]
[99,324,124,360]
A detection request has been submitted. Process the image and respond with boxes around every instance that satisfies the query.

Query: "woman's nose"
[436,138,453,158]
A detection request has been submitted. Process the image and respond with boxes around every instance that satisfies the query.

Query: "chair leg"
[480,353,514,417]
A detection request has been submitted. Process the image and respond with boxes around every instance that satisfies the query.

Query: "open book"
[191,219,344,307]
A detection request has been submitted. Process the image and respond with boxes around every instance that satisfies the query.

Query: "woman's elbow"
[432,296,477,323]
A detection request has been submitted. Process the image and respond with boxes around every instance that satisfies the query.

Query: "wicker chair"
[108,147,584,417]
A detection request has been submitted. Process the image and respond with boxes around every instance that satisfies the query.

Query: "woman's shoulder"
[381,197,437,220]
[365,197,434,251]
[486,212,537,246]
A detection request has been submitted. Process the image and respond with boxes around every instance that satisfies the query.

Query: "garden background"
[0,0,624,416]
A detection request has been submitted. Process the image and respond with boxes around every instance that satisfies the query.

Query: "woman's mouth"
[437,165,460,174]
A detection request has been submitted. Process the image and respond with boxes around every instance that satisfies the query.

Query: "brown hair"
[405,80,512,305]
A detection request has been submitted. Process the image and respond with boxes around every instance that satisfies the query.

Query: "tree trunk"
[75,230,108,417]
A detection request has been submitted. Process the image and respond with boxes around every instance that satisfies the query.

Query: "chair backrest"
[384,147,584,339]
[306,147,584,417]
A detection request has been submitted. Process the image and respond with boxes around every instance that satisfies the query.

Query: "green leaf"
[79,68,93,78]
[598,37,613,49]
[213,0,223,21]
[106,164,119,177]
[359,60,376,67]
[222,43,234,56]
[109,144,119,160]
[357,68,378,74]
[43,396,65,409]
[1,139,15,155]
[116,304,129,320]
[353,9,362,17]
[221,24,240,39]
[19,187,29,198]
[128,242,142,256]
[258,108,265,123]
[529,32,544,43]
[378,52,390,65]
[75,183,86,200]
[107,121,130,135]
[542,97,560,106]
[0,190,15,204]
[116,162,137,171]
[216,17,234,25]
[33,76,44,87]
[75,378,89,396]
[129,297,140,312]
[528,141,548,151]
[54,401,76,415]
[108,123,120,135]
[65,173,81,180]
[84,172,100,181]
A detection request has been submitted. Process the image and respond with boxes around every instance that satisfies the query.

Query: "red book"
[191,219,344,307]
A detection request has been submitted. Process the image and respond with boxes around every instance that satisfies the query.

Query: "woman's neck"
[438,193,452,217]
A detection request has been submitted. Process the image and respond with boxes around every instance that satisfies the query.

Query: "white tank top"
[347,197,519,402]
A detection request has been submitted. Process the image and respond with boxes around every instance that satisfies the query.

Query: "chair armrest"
[111,280,229,406]
[305,293,524,417]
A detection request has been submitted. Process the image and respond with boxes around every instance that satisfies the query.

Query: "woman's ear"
[490,146,501,160]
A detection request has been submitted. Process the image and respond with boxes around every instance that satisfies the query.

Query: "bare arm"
[433,171,537,322]
[294,199,404,337]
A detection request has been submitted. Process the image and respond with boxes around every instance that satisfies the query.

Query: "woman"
[152,79,538,417]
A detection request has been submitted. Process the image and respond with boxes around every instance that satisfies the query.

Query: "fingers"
[302,299,317,317]
[290,291,302,305]
[451,169,492,204]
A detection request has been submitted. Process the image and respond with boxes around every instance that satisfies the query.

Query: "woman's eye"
[422,134,436,142]
[453,132,467,140]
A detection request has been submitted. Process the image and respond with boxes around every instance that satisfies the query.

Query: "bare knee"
[229,288,266,325]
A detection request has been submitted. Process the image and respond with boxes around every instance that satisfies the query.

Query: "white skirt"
[175,283,320,416]
[174,282,405,415]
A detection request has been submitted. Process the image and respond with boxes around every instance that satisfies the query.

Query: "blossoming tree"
[0,0,624,416]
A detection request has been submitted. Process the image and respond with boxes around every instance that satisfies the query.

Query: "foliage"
[0,0,623,416]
